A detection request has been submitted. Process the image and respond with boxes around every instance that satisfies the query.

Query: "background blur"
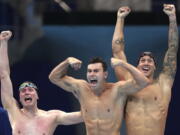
[0,0,179,135]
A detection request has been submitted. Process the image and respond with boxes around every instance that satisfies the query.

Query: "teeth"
[90,79,97,83]
[142,67,149,70]
[25,97,32,101]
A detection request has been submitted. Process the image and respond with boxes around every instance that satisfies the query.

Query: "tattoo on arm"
[112,38,125,54]
[163,16,179,78]
[115,39,125,45]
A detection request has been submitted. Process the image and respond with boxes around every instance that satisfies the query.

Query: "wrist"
[117,16,126,20]
[169,14,176,21]
[1,39,8,43]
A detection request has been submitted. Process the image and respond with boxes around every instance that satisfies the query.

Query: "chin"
[90,85,96,90]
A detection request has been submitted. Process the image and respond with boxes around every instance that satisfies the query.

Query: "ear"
[35,91,39,100]
[153,64,156,70]
[104,71,108,79]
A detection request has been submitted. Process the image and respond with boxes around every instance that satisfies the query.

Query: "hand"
[117,6,131,18]
[0,31,12,41]
[67,57,82,70]
[163,4,176,16]
[111,58,124,68]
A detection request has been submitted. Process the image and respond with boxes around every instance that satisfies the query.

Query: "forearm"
[66,111,83,125]
[0,40,10,74]
[1,73,14,109]
[49,59,69,83]
[120,61,149,87]
[162,14,179,77]
[168,14,178,50]
[112,17,125,58]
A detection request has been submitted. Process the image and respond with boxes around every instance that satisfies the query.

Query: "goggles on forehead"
[19,82,38,91]
[138,51,156,66]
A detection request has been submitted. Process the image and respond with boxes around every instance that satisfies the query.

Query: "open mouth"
[89,79,98,85]
[142,66,150,72]
[90,79,97,84]
[24,97,32,103]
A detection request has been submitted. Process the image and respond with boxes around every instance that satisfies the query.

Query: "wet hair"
[137,52,156,66]
[88,57,107,71]
[19,81,38,91]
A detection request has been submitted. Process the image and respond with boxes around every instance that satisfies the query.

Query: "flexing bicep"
[50,75,83,93]
[56,111,83,125]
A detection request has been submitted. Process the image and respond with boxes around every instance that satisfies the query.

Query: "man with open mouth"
[0,31,83,135]
[49,55,150,135]
[112,4,178,135]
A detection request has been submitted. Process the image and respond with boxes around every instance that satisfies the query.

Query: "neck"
[22,105,39,117]
[93,82,106,96]
[147,75,154,83]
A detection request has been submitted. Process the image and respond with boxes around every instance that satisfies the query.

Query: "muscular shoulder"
[38,110,64,122]
[44,110,64,116]
[113,80,132,89]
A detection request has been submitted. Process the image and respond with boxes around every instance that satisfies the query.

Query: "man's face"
[19,87,39,108]
[86,63,107,90]
[137,55,156,78]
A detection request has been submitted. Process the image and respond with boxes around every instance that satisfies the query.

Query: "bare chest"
[80,88,126,120]
[126,84,168,118]
[13,115,56,135]
[129,84,163,104]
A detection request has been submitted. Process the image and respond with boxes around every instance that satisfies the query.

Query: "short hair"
[137,52,156,66]
[88,57,107,71]
[19,81,38,91]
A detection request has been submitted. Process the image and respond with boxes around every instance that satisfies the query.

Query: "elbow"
[48,73,53,82]
[136,78,150,90]
[48,73,57,84]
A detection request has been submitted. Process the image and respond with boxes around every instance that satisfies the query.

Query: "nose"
[90,71,97,76]
[144,60,149,65]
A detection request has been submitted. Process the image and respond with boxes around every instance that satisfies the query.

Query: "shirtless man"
[0,31,83,135]
[49,56,149,135]
[112,5,178,135]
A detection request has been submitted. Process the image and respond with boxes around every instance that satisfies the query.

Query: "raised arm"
[111,58,149,95]
[49,57,84,94]
[53,110,83,125]
[112,7,131,81]
[159,4,179,87]
[0,31,18,111]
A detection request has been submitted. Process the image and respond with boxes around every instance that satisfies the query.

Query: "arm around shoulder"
[111,58,149,95]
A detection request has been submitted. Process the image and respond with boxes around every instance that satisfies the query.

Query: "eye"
[29,88,34,92]
[140,59,145,63]
[94,69,99,73]
[87,70,91,73]
[148,59,153,63]
[21,89,26,93]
